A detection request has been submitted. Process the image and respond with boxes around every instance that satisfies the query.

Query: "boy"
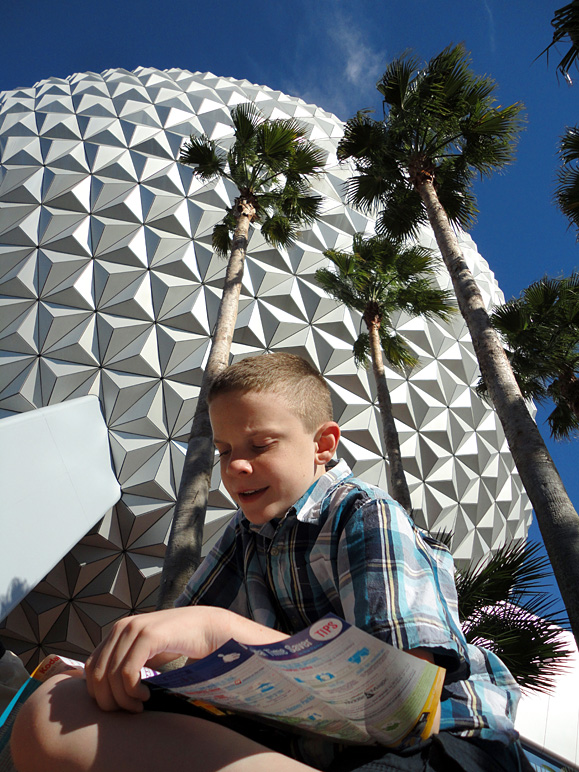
[12,353,527,772]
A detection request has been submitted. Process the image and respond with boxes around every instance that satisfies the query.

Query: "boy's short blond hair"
[208,353,333,432]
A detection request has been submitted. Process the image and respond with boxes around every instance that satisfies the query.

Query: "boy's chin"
[242,510,280,525]
[241,502,287,525]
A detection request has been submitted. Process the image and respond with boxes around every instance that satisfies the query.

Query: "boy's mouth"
[238,487,268,501]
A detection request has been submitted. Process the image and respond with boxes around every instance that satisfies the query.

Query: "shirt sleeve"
[174,511,249,614]
[333,486,470,681]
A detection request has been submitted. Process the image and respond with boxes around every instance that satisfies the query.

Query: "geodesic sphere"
[0,67,531,665]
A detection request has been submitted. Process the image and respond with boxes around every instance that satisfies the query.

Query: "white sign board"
[0,397,121,621]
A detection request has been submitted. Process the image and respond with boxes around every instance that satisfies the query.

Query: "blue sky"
[2,0,577,615]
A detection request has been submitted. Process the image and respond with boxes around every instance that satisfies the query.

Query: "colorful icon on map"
[348,647,369,664]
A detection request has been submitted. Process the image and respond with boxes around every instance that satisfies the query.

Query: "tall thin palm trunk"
[367,317,412,513]
[417,175,579,647]
[157,201,254,609]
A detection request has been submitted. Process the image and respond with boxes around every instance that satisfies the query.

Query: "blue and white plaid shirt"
[177,460,520,745]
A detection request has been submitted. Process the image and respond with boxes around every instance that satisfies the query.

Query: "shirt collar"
[294,459,352,524]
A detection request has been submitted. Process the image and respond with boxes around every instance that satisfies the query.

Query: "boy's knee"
[11,674,89,772]
[11,682,50,772]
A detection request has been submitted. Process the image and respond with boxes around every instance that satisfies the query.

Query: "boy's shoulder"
[295,459,400,525]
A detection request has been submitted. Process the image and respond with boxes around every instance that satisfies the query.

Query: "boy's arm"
[84,606,289,713]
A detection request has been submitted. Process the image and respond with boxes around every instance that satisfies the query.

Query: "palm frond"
[560,125,579,164]
[259,214,295,248]
[556,127,579,236]
[315,263,366,313]
[375,185,426,240]
[400,283,457,322]
[353,333,371,368]
[179,135,227,180]
[211,221,232,258]
[277,191,323,226]
[539,0,579,80]
[457,539,573,693]
[486,274,579,437]
[230,102,263,147]
[379,330,418,370]
[339,44,524,239]
[286,143,326,178]
[456,541,554,622]
[338,111,387,163]
[463,600,573,694]
[429,528,454,549]
[255,119,307,176]
[377,52,421,110]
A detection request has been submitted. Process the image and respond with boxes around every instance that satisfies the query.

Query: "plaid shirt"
[177,460,520,745]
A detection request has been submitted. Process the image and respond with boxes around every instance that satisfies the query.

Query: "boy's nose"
[227,457,252,474]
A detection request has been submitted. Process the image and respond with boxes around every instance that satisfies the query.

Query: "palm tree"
[539,0,579,83]
[556,127,579,237]
[456,540,573,694]
[337,44,579,649]
[540,5,579,243]
[315,233,455,512]
[481,274,579,440]
[157,104,325,609]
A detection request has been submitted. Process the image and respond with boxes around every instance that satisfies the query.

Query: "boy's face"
[209,389,328,525]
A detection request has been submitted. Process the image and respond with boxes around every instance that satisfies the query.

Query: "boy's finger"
[86,653,124,712]
[85,626,137,711]
[106,636,154,711]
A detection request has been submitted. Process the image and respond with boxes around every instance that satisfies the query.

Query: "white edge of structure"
[0,396,121,621]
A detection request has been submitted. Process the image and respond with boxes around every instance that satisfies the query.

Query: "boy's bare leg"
[11,675,316,772]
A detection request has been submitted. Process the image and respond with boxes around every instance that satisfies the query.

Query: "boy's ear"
[315,422,340,464]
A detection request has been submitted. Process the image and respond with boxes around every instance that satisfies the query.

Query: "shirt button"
[270,547,279,556]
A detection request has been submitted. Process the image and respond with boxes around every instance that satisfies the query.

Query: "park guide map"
[1,615,445,751]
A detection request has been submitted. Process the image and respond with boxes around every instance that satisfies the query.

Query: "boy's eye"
[217,449,230,458]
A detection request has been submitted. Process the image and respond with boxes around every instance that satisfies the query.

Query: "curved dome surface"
[0,67,532,665]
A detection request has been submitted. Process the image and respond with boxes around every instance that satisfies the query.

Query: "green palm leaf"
[287,143,327,178]
[539,0,579,80]
[463,600,572,694]
[230,102,263,147]
[211,221,233,258]
[179,135,226,180]
[260,214,295,248]
[353,333,371,368]
[340,44,524,238]
[456,540,573,693]
[483,273,579,439]
[556,126,579,235]
[379,330,418,369]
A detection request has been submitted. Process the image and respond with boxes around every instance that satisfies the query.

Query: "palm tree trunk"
[416,175,579,648]
[157,199,255,610]
[367,318,413,513]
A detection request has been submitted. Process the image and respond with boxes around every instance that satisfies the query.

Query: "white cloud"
[279,5,385,121]
[482,0,497,54]
[330,17,383,89]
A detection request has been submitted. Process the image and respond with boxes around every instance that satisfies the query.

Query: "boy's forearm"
[159,607,290,668]
[202,605,290,650]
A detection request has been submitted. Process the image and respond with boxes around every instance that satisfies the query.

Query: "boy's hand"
[84,606,287,713]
